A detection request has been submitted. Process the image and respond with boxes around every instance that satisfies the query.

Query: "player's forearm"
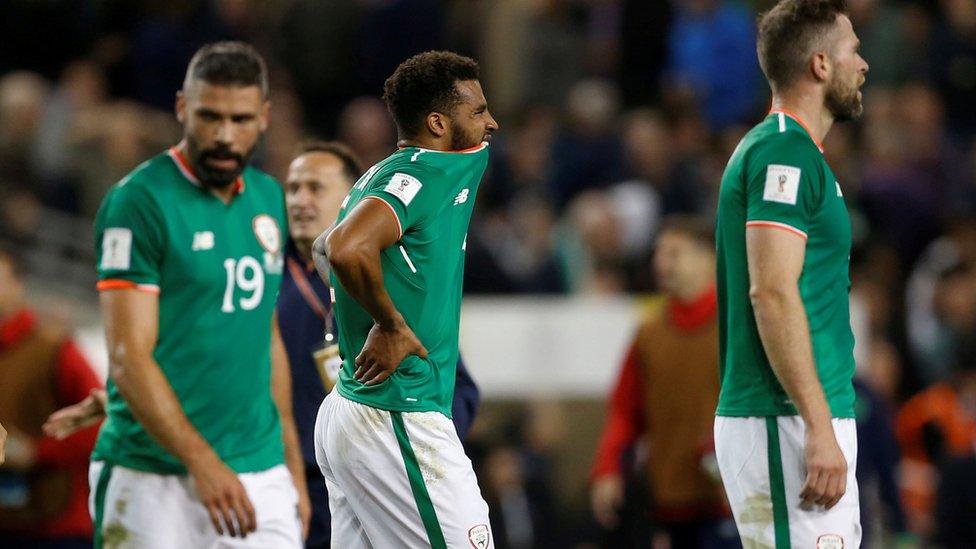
[110,355,218,468]
[751,285,833,432]
[326,239,403,329]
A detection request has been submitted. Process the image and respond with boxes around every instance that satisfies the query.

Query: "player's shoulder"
[379,148,447,181]
[242,165,284,201]
[103,152,173,206]
[745,119,821,164]
[242,165,281,190]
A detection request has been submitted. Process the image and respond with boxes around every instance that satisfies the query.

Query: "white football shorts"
[714,416,861,549]
[314,390,493,549]
[88,461,302,548]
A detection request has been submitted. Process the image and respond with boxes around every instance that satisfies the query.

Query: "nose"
[214,119,234,145]
[486,112,499,132]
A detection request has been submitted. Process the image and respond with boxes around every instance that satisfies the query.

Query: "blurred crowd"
[3,0,976,546]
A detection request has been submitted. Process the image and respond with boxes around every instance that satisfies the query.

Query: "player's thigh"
[326,475,372,549]
[714,417,775,548]
[319,393,441,548]
[400,410,493,549]
[218,464,303,549]
[89,461,205,549]
[776,417,861,548]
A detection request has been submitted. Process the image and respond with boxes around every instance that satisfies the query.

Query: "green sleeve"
[94,182,166,288]
[363,165,446,236]
[745,133,825,238]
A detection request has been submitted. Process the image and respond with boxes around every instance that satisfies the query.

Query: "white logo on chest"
[453,188,470,206]
[192,231,215,251]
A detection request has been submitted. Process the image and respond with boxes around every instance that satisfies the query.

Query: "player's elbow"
[749,282,790,311]
[324,226,367,270]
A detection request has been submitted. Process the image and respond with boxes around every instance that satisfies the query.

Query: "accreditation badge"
[313,343,342,392]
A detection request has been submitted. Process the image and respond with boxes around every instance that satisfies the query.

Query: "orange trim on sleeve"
[745,220,808,240]
[361,195,403,239]
[96,279,161,293]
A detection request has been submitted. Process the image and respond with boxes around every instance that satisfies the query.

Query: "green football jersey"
[330,143,490,416]
[92,146,287,474]
[716,111,856,418]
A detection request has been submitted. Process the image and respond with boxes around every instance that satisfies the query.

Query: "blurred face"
[653,231,714,299]
[176,81,268,188]
[447,80,498,150]
[825,15,869,122]
[0,258,24,318]
[284,152,354,247]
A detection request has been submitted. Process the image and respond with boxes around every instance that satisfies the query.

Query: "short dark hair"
[184,41,269,98]
[657,214,715,249]
[299,140,364,184]
[382,51,480,139]
[0,241,26,279]
[757,0,849,91]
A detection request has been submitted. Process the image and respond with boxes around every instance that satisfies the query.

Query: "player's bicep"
[99,289,159,369]
[327,197,401,257]
[746,226,806,293]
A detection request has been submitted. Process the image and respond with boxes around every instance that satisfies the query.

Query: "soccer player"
[90,42,307,547]
[714,1,868,547]
[279,141,483,548]
[312,51,498,548]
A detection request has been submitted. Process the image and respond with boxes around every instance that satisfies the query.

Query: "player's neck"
[397,136,451,152]
[770,94,833,146]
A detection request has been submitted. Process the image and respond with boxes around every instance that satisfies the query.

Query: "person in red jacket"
[0,244,102,548]
[590,216,739,548]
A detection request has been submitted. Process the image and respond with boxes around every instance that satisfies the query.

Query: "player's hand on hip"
[800,424,847,510]
[43,388,108,439]
[591,474,625,529]
[355,319,428,385]
[188,452,257,538]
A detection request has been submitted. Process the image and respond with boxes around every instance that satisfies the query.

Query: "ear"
[175,91,186,125]
[426,112,448,138]
[810,51,830,83]
[259,100,271,132]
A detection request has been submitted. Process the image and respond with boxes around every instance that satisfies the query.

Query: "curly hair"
[757,0,849,91]
[382,51,480,139]
[184,41,269,98]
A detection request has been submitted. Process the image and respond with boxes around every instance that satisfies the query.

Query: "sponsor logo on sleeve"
[384,173,423,206]
[101,228,133,270]
[763,164,801,205]
[468,524,490,549]
[453,188,470,205]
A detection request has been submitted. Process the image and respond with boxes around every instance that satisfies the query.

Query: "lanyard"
[286,258,335,341]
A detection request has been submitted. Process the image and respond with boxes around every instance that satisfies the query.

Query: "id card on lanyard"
[287,257,341,391]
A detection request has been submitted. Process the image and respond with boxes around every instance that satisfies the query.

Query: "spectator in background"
[0,71,48,185]
[665,0,760,130]
[547,79,623,209]
[935,454,976,547]
[336,97,397,169]
[896,337,976,536]
[0,244,102,548]
[590,216,739,548]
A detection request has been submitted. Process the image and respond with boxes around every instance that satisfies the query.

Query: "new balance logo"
[453,188,469,205]
[192,231,215,251]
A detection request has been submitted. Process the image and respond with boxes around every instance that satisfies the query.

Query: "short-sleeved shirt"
[715,111,856,418]
[330,143,490,416]
[93,146,287,474]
